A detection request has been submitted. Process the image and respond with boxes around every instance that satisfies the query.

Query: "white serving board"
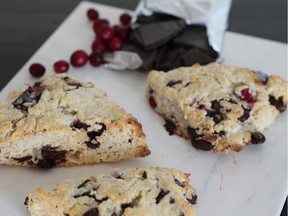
[0,2,287,216]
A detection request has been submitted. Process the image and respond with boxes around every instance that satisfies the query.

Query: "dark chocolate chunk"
[155,189,170,204]
[83,208,99,216]
[24,196,29,205]
[111,213,117,216]
[187,127,202,139]
[142,171,147,179]
[255,71,269,85]
[164,119,177,135]
[120,203,134,215]
[191,139,214,151]
[33,81,42,87]
[94,122,106,136]
[64,214,70,216]
[227,98,237,104]
[180,213,185,216]
[77,179,91,189]
[70,119,90,131]
[238,106,251,122]
[130,19,186,51]
[251,132,266,144]
[167,80,182,87]
[211,100,221,112]
[215,130,226,137]
[62,76,82,88]
[269,95,286,112]
[169,197,175,204]
[13,155,32,163]
[207,111,223,124]
[186,194,198,205]
[85,139,100,149]
[174,178,184,187]
[12,86,45,112]
[37,146,67,168]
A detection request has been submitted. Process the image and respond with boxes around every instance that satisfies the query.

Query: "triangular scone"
[147,64,287,153]
[0,75,150,168]
[25,167,197,216]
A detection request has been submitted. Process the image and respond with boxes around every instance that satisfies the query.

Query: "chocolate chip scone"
[0,75,150,168]
[25,167,197,216]
[147,64,287,153]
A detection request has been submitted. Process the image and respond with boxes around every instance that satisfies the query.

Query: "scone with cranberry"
[147,64,287,153]
[0,75,150,168]
[25,167,197,216]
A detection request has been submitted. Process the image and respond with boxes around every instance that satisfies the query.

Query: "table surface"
[0,0,287,215]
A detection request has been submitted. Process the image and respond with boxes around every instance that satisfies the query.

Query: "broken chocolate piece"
[269,95,286,112]
[186,194,197,205]
[156,189,170,204]
[251,132,266,144]
[13,155,32,163]
[130,19,186,51]
[164,119,177,135]
[83,208,99,216]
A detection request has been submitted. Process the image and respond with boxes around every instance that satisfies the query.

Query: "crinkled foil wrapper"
[135,0,232,52]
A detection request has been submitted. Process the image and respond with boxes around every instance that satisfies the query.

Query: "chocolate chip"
[207,111,223,124]
[180,213,185,216]
[186,194,197,205]
[174,178,184,187]
[37,146,67,168]
[64,214,70,216]
[62,76,82,88]
[187,127,202,139]
[156,189,170,204]
[111,213,117,216]
[169,197,175,204]
[128,138,132,143]
[77,179,91,189]
[120,203,134,215]
[12,86,45,112]
[33,82,42,87]
[238,106,251,122]
[13,155,32,163]
[83,208,99,216]
[24,196,29,205]
[142,171,147,179]
[191,139,214,151]
[211,100,221,111]
[70,119,90,131]
[269,95,286,112]
[215,130,226,137]
[166,80,182,87]
[227,99,237,104]
[164,120,177,135]
[85,139,100,149]
[251,132,266,144]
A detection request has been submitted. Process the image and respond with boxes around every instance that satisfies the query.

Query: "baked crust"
[0,75,150,167]
[147,64,287,153]
[25,167,197,216]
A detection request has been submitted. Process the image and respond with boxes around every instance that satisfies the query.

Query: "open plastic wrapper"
[104,0,232,71]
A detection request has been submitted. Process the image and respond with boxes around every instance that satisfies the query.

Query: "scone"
[146,64,287,153]
[0,75,150,168]
[25,167,197,216]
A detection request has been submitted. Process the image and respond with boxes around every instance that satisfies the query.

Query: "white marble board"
[0,2,287,216]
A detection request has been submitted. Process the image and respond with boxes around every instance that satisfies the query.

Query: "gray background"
[0,0,287,215]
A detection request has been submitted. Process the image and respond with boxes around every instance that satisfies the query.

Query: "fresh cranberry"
[70,50,88,67]
[87,8,99,21]
[98,26,114,41]
[238,88,256,104]
[93,19,109,34]
[53,60,69,73]
[89,51,103,67]
[29,63,45,78]
[108,37,123,52]
[91,39,106,53]
[116,27,132,41]
[119,13,132,25]
[112,24,121,32]
[149,96,157,109]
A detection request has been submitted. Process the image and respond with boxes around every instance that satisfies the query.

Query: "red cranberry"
[93,19,109,34]
[91,39,106,53]
[239,88,256,104]
[112,24,121,32]
[119,13,132,25]
[53,60,69,73]
[116,27,132,41]
[108,37,123,52]
[87,8,99,21]
[29,63,45,78]
[70,50,88,67]
[89,51,103,67]
[149,96,157,109]
[99,26,114,41]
